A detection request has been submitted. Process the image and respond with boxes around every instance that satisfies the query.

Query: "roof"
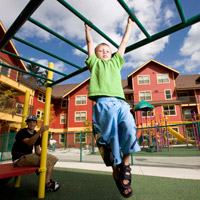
[122,79,133,94]
[127,59,180,78]
[51,83,80,98]
[0,21,27,71]
[175,74,200,89]
[127,59,180,86]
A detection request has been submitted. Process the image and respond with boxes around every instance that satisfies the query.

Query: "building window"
[38,93,45,103]
[75,111,87,122]
[60,114,66,124]
[138,75,150,85]
[61,99,67,108]
[60,133,65,143]
[75,132,86,143]
[184,110,193,119]
[16,103,23,115]
[75,95,87,105]
[165,90,172,100]
[0,62,11,77]
[142,111,154,117]
[163,105,176,115]
[36,110,44,119]
[139,91,151,101]
[157,74,169,83]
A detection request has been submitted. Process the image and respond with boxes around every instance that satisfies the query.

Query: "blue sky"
[0,0,200,85]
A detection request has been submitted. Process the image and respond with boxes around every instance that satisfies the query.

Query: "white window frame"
[61,99,67,108]
[59,133,65,143]
[142,111,154,117]
[138,75,150,85]
[75,111,87,122]
[36,109,44,119]
[74,132,86,143]
[75,95,87,105]
[157,74,169,84]
[15,103,23,115]
[0,61,11,77]
[60,114,66,124]
[165,89,172,100]
[139,91,152,101]
[162,105,176,116]
[38,92,45,103]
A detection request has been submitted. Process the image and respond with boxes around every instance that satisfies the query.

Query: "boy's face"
[95,44,112,61]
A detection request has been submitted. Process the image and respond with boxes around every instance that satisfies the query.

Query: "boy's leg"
[93,99,123,166]
[122,153,131,186]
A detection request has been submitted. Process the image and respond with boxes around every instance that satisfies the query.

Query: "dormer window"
[157,74,169,83]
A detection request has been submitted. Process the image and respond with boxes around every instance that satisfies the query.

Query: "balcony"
[177,96,198,104]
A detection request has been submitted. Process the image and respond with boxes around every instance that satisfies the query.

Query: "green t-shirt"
[85,52,125,101]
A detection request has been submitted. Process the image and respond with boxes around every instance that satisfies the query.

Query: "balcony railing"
[0,94,33,116]
[177,96,198,104]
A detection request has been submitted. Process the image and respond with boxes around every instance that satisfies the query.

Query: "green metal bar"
[48,66,88,87]
[80,132,82,162]
[126,13,200,53]
[57,0,119,48]
[28,17,88,55]
[1,49,67,77]
[50,8,199,84]
[174,0,187,23]
[0,132,7,161]
[0,0,44,50]
[0,62,55,82]
[117,0,151,39]
[131,153,134,166]
[13,36,82,70]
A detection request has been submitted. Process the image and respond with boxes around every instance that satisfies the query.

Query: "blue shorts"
[93,97,141,166]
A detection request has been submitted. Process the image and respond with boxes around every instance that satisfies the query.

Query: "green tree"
[0,88,17,114]
[36,104,56,128]
[26,63,48,86]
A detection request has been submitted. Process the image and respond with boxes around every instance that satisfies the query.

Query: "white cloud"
[180,23,200,56]
[29,58,65,73]
[123,36,169,68]
[171,23,200,73]
[164,7,175,26]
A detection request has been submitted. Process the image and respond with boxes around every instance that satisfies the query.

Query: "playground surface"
[52,147,200,180]
[1,147,200,200]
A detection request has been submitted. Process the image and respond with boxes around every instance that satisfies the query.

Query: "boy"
[85,17,141,198]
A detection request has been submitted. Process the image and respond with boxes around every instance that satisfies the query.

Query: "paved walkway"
[50,148,200,180]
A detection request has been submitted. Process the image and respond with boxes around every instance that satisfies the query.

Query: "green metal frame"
[0,0,200,87]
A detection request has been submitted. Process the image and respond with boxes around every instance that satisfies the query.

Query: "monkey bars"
[0,0,200,86]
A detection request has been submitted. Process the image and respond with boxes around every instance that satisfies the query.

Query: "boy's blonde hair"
[95,43,111,54]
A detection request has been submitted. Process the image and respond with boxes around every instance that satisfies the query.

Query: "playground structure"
[136,109,200,152]
[0,0,200,199]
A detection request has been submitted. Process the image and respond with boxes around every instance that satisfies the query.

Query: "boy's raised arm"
[118,17,134,58]
[85,23,95,58]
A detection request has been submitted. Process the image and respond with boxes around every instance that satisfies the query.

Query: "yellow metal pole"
[38,62,54,199]
[14,90,30,187]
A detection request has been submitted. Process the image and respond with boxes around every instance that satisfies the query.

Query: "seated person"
[49,135,57,151]
[11,115,60,192]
